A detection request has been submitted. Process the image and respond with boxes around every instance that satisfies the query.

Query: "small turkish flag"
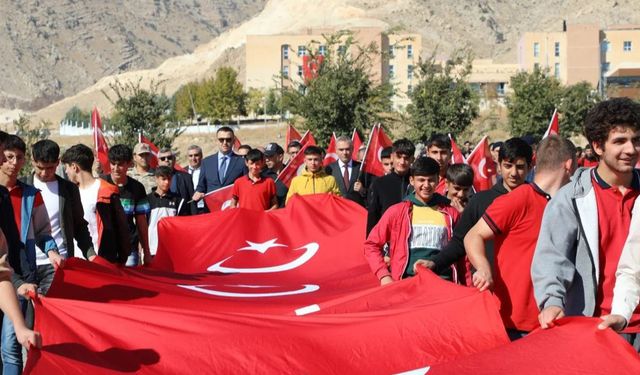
[542,108,559,138]
[362,124,393,177]
[323,133,338,167]
[91,107,110,174]
[466,136,496,192]
[203,185,234,212]
[449,134,466,164]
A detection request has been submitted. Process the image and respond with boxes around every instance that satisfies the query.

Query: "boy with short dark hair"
[445,163,474,212]
[364,157,459,285]
[231,149,277,211]
[104,144,151,266]
[147,166,189,257]
[367,139,416,235]
[61,144,130,263]
[0,135,59,374]
[380,146,393,176]
[286,146,341,203]
[426,134,452,195]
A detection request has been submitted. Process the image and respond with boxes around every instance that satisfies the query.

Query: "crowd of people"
[1,97,640,373]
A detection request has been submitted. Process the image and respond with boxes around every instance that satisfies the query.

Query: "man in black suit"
[192,126,247,207]
[325,135,367,207]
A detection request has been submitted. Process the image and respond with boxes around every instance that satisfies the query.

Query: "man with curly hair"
[532,98,640,350]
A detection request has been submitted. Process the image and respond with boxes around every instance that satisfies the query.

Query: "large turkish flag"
[26,195,509,374]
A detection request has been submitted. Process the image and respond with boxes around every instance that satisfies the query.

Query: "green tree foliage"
[206,67,246,122]
[246,88,265,116]
[406,50,479,141]
[102,78,182,149]
[172,82,200,122]
[13,115,51,176]
[62,106,91,125]
[265,88,282,115]
[284,30,393,146]
[558,81,602,137]
[507,66,562,137]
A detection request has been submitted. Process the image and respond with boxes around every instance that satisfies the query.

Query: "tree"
[102,78,182,149]
[265,88,282,116]
[284,30,393,146]
[62,106,91,125]
[246,88,265,116]
[205,67,246,123]
[172,82,200,122]
[558,81,602,137]
[13,115,51,176]
[406,50,479,141]
[507,66,562,137]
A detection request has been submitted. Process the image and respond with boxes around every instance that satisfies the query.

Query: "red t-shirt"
[583,159,599,168]
[232,175,276,211]
[435,177,447,196]
[482,183,551,331]
[9,184,45,232]
[592,169,640,332]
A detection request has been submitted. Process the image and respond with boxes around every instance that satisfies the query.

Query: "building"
[245,27,422,110]
[467,59,519,108]
[519,23,640,98]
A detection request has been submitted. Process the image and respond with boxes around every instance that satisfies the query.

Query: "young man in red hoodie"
[364,157,459,285]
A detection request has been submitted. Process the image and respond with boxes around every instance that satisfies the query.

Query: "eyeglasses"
[159,156,174,161]
[218,138,233,144]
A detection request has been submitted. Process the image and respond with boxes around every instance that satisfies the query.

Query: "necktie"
[219,156,228,183]
[343,164,350,190]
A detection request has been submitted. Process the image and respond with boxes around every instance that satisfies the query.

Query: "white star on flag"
[238,239,287,254]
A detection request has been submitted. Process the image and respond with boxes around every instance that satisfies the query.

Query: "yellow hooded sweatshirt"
[285,168,341,203]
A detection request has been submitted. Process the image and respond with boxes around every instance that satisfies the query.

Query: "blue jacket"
[196,152,247,194]
[12,181,58,288]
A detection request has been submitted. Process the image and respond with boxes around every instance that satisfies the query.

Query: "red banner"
[466,136,496,192]
[202,185,234,212]
[277,143,310,187]
[91,107,110,174]
[27,195,509,374]
[362,124,393,177]
[429,317,640,375]
[352,129,363,161]
[286,123,302,146]
[300,130,316,147]
[542,108,559,139]
[323,133,338,166]
[449,134,466,164]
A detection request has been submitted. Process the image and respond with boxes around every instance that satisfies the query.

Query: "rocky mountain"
[351,0,639,62]
[0,0,268,111]
[5,0,640,126]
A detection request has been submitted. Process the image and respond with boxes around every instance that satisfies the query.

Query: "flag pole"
[357,123,378,181]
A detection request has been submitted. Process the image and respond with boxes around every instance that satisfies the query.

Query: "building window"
[282,45,289,60]
[624,41,632,52]
[338,45,347,56]
[496,82,506,96]
[282,66,289,78]
[318,45,326,56]
[602,62,610,72]
[297,45,306,57]
[554,63,560,78]
[534,62,540,70]
[554,42,560,57]
[297,65,303,77]
[389,45,395,58]
[407,65,414,80]
[389,65,395,79]
[602,40,610,53]
[407,45,413,58]
[407,84,413,94]
[533,42,540,57]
